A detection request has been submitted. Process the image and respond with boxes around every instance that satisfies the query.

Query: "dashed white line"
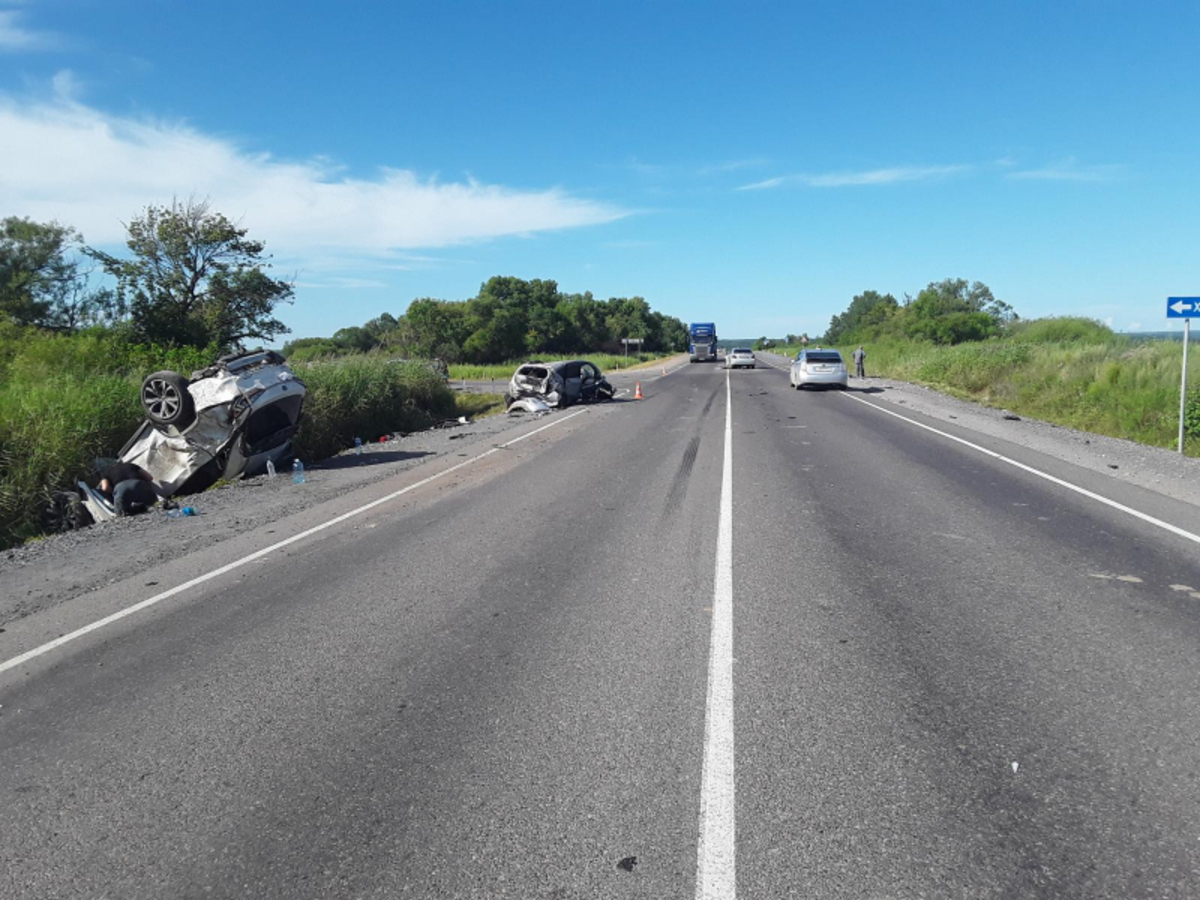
[843,393,1200,546]
[0,409,591,677]
[696,366,736,898]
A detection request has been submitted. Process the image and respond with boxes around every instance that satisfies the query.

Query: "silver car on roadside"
[790,349,848,390]
[726,348,756,369]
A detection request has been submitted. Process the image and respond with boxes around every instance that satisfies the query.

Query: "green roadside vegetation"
[454,392,508,419]
[775,281,1200,456]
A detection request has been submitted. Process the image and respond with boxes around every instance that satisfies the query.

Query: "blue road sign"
[1168,297,1200,318]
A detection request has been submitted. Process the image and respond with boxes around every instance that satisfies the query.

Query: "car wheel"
[44,490,94,532]
[141,371,196,429]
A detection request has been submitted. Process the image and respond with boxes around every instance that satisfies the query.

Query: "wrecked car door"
[560,361,583,405]
[579,362,601,401]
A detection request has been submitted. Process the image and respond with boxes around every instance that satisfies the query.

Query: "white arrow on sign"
[1171,299,1193,315]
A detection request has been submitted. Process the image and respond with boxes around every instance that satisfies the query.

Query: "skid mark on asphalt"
[663,435,702,517]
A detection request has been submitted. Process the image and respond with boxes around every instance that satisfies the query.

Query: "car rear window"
[518,366,548,378]
[805,352,842,362]
[732,348,752,354]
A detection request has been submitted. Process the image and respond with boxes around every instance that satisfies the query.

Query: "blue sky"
[2,0,1198,341]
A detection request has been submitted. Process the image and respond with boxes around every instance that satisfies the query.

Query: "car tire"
[141,371,195,429]
[44,490,94,532]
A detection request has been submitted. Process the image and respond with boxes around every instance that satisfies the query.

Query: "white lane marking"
[0,409,591,677]
[843,394,1200,546]
[696,365,736,898]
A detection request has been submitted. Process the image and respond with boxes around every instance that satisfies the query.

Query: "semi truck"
[689,322,719,362]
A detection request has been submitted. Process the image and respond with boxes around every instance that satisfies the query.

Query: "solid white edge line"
[696,365,736,898]
[843,393,1200,546]
[0,408,591,677]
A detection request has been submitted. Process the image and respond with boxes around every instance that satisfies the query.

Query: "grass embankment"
[447,351,676,381]
[775,318,1200,454]
[0,331,458,550]
[292,357,455,460]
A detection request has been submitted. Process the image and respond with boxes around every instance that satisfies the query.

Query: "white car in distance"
[726,348,756,369]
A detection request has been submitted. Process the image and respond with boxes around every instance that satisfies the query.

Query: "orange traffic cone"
[634,381,644,400]
[662,366,668,376]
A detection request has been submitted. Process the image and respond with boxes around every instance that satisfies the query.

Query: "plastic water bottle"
[292,459,305,484]
[354,437,363,455]
[266,458,276,479]
[165,506,197,518]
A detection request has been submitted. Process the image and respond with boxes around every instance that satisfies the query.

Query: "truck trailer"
[689,323,719,362]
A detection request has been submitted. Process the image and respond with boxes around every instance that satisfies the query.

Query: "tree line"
[1,200,686,364]
[824,279,1018,345]
[283,277,689,364]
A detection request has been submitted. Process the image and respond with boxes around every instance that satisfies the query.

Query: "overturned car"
[47,349,306,530]
[505,359,615,413]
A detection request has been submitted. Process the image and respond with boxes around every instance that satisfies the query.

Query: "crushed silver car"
[506,359,615,412]
[46,349,306,529]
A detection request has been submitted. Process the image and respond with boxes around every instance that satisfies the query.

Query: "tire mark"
[662,435,701,517]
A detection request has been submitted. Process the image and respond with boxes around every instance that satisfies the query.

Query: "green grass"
[292,357,457,460]
[454,392,508,419]
[447,351,675,381]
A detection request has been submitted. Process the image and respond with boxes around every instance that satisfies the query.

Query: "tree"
[826,290,899,343]
[902,278,1010,343]
[88,199,291,350]
[0,217,115,330]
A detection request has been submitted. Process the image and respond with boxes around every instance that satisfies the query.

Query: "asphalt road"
[4,360,1200,898]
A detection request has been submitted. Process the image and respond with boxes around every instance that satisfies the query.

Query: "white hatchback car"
[790,349,848,389]
[726,348,756,369]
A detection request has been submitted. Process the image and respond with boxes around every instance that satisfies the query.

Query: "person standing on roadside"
[852,345,867,378]
[98,461,160,516]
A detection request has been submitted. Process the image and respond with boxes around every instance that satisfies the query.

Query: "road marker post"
[1167,297,1198,454]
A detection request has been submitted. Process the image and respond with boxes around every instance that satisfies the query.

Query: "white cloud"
[293,277,389,290]
[1105,316,1114,327]
[738,165,968,190]
[696,158,770,176]
[1008,157,1122,182]
[0,9,59,52]
[1127,322,1142,331]
[0,83,628,261]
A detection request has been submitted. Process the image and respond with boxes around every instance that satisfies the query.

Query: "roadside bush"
[0,372,143,548]
[1006,317,1117,345]
[1185,390,1200,438]
[293,357,457,461]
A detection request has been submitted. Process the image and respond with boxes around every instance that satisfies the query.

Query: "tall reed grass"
[292,357,456,460]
